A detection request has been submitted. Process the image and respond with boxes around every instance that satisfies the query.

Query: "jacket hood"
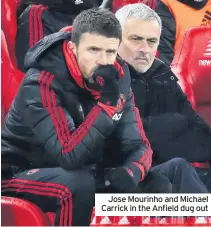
[24,30,71,76]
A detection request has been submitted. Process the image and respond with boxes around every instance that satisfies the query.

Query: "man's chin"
[84,76,94,84]
[88,78,94,83]
[138,68,149,73]
[132,64,149,73]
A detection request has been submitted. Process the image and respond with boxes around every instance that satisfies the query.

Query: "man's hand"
[105,165,142,192]
[84,65,125,118]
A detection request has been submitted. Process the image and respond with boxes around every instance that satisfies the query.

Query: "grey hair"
[115,3,162,33]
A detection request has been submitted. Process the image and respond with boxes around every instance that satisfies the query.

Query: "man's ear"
[68,41,77,55]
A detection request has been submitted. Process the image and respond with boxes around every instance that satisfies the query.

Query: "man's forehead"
[79,33,120,46]
[123,17,161,37]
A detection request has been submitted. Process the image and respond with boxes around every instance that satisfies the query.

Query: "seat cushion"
[171,26,211,125]
[1,196,51,226]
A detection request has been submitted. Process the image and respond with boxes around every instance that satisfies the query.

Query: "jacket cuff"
[126,162,145,182]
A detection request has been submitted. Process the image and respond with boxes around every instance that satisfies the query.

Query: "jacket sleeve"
[176,84,211,159]
[176,84,211,135]
[113,91,153,181]
[19,69,116,169]
[141,84,211,164]
[16,5,50,72]
[155,0,176,65]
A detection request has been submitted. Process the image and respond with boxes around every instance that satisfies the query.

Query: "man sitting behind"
[144,0,211,65]
[15,0,104,71]
[116,3,211,192]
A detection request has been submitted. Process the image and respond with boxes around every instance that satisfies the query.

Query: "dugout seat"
[1,196,211,226]
[171,26,211,126]
[1,196,54,226]
[111,0,157,13]
[1,0,20,66]
[1,29,24,123]
[112,0,143,13]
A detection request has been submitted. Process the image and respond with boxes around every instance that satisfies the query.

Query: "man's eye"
[90,48,98,52]
[107,50,116,54]
[132,37,139,41]
[149,40,157,44]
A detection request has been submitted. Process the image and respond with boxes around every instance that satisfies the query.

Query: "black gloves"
[84,65,125,118]
[105,163,143,192]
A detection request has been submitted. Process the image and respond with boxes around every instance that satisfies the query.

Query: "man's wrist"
[126,162,144,182]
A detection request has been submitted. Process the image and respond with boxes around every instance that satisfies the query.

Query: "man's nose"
[96,52,108,65]
[137,40,150,53]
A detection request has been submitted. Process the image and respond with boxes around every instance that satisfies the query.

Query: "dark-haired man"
[2,8,152,226]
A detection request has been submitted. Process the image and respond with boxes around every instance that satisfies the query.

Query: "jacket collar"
[128,58,173,81]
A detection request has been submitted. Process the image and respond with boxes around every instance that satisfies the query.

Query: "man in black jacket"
[2,8,153,226]
[116,3,211,192]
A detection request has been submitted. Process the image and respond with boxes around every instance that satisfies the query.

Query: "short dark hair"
[71,8,122,45]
